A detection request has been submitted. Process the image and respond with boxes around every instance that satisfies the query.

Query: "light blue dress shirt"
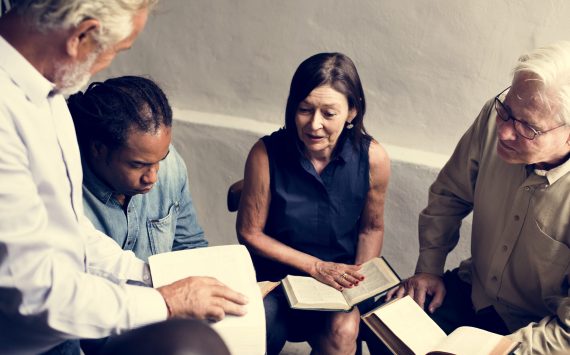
[82,145,208,262]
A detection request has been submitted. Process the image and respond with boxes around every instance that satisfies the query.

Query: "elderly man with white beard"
[0,1,247,354]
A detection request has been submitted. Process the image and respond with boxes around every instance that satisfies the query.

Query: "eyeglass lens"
[495,98,537,139]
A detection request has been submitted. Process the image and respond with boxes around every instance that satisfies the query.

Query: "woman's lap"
[265,287,366,354]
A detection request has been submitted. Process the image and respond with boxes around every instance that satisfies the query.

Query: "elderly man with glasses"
[387,42,570,354]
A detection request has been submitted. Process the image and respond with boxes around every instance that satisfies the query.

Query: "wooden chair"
[226,179,366,354]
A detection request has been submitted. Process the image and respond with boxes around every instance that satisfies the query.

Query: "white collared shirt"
[0,35,167,354]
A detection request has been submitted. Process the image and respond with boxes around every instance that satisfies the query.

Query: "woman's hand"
[311,261,364,291]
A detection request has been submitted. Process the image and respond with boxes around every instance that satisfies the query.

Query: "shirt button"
[514,215,520,221]
[502,245,508,252]
[491,276,498,282]
[524,186,530,191]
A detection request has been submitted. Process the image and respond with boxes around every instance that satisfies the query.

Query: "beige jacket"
[416,99,570,354]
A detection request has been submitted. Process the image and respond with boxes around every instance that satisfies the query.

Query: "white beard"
[53,51,99,97]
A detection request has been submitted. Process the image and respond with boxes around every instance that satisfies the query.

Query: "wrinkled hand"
[157,276,248,321]
[385,273,445,313]
[311,261,364,291]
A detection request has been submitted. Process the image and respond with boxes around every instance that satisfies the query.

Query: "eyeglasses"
[494,87,566,140]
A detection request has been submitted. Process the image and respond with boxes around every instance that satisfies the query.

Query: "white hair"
[13,0,157,48]
[514,41,570,124]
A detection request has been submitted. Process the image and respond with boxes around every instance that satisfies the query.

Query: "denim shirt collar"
[81,159,116,204]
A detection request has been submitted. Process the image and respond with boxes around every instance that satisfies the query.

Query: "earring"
[346,122,354,130]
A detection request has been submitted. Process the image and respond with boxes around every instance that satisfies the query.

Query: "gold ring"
[341,273,348,280]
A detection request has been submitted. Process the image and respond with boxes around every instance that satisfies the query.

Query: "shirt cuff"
[125,285,168,329]
[124,258,152,286]
[415,249,447,276]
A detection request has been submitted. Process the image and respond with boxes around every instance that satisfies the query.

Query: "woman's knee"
[326,311,360,346]
[331,319,359,343]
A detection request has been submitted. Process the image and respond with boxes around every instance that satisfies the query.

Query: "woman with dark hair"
[237,53,390,354]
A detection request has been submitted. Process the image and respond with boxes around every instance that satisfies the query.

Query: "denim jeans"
[41,340,81,355]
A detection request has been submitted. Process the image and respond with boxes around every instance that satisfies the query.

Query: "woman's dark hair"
[284,52,371,146]
[68,75,172,153]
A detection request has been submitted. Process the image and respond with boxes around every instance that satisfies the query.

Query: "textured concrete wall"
[92,1,570,276]
[99,0,570,156]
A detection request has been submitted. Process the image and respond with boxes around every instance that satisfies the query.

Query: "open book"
[148,245,265,355]
[362,295,519,355]
[281,257,400,311]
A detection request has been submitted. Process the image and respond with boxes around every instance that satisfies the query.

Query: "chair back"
[227,180,244,212]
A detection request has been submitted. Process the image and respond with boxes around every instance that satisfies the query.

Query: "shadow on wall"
[172,114,472,278]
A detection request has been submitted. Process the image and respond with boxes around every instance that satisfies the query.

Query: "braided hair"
[68,75,172,153]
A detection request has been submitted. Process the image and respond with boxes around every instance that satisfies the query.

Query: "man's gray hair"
[514,41,570,124]
[12,0,157,48]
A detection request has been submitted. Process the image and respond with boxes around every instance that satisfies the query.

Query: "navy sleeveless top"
[254,128,371,281]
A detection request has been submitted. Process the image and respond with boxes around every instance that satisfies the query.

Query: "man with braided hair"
[69,75,213,354]
[69,76,208,263]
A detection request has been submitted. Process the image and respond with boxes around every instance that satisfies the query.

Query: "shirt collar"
[82,159,115,204]
[294,133,356,165]
[0,35,56,105]
[533,156,570,185]
[334,135,356,163]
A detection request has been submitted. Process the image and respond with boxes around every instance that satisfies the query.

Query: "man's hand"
[157,276,248,321]
[311,261,364,291]
[385,273,446,313]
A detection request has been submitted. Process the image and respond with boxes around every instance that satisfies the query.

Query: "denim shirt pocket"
[147,202,180,255]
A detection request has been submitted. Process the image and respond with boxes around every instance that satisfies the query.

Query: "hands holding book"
[386,272,445,314]
[157,276,249,321]
[311,260,365,291]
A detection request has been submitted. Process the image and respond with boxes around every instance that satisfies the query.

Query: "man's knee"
[101,319,229,355]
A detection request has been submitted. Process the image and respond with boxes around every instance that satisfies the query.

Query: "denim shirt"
[82,145,207,262]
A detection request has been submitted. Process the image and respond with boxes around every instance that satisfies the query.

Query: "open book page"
[282,275,350,310]
[372,295,447,354]
[148,245,265,355]
[342,257,400,305]
[429,326,516,355]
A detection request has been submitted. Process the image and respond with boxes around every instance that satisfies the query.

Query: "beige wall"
[99,0,570,155]
[94,0,570,276]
